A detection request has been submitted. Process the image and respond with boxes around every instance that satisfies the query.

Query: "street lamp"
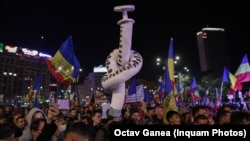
[156,57,161,66]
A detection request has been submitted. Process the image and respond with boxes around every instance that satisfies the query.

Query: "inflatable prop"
[101,5,143,118]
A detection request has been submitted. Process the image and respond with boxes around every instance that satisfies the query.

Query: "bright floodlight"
[156,58,161,62]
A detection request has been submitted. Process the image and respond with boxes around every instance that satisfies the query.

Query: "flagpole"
[75,76,80,106]
[192,91,195,106]
[181,86,184,104]
[33,91,36,104]
[220,81,223,103]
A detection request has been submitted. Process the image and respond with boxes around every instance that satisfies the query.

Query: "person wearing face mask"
[51,117,66,141]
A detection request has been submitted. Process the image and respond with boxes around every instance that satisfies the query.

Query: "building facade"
[0,43,52,105]
[196,27,230,73]
[80,66,110,105]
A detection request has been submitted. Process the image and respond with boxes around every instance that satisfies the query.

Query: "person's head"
[216,110,231,125]
[230,111,250,125]
[191,105,208,120]
[0,126,22,141]
[64,122,92,141]
[0,115,7,126]
[194,114,209,125]
[25,107,46,126]
[30,118,46,140]
[14,115,26,130]
[88,105,94,111]
[32,111,45,121]
[69,108,77,117]
[166,110,182,125]
[155,105,164,119]
[146,107,155,118]
[91,110,102,126]
[56,118,67,133]
[220,104,234,113]
[4,105,12,114]
[12,113,22,124]
[181,112,191,125]
[129,108,140,123]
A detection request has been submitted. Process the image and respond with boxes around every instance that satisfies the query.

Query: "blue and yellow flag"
[46,36,80,86]
[163,38,178,124]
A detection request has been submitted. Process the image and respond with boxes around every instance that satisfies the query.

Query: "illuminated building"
[0,42,52,105]
[196,27,230,72]
[81,65,109,105]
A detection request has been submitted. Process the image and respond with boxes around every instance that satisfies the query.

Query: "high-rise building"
[196,27,230,73]
[81,65,109,105]
[0,43,52,105]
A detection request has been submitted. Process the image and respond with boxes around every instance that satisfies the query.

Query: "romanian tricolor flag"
[157,81,165,100]
[163,38,178,124]
[190,77,200,101]
[222,67,242,91]
[46,36,80,86]
[235,54,250,83]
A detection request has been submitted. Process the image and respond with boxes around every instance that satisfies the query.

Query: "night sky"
[1,0,250,82]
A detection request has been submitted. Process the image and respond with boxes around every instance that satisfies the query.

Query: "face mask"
[59,124,66,132]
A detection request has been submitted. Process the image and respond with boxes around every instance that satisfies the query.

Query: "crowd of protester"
[0,101,250,141]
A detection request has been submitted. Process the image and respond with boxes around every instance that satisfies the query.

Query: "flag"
[175,83,181,100]
[175,83,183,104]
[28,74,41,102]
[215,88,222,109]
[176,83,181,94]
[205,87,210,96]
[216,88,222,105]
[70,92,76,103]
[243,89,250,98]
[235,54,250,83]
[190,77,199,103]
[46,36,80,86]
[164,38,176,97]
[13,98,19,107]
[222,67,242,91]
[164,63,172,98]
[125,85,144,103]
[201,87,209,105]
[33,74,41,90]
[190,77,198,90]
[128,78,137,95]
[144,89,152,102]
[158,81,165,99]
[33,96,40,108]
[163,38,178,124]
[193,90,200,101]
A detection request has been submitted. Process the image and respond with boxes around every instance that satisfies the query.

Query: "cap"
[0,126,23,139]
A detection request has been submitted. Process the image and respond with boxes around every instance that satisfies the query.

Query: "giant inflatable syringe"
[101,5,143,118]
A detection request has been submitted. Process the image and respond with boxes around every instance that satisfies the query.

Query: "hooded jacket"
[18,107,46,141]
